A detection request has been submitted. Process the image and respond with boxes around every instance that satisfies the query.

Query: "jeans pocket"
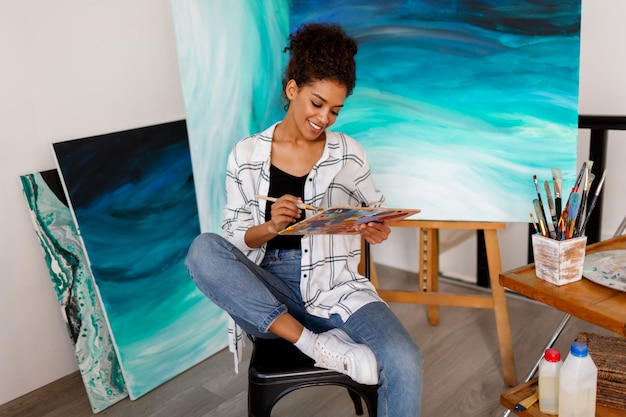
[261,249,301,270]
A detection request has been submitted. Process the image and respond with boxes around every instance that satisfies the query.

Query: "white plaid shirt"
[222,122,386,369]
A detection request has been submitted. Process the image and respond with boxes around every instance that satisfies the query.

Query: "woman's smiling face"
[285,78,348,140]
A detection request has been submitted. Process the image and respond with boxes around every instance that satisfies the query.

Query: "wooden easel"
[362,220,518,387]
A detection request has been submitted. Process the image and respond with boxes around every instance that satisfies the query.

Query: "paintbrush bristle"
[551,167,562,179]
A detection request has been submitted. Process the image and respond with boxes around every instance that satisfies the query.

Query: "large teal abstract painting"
[171,0,581,225]
[52,120,228,399]
[20,170,127,412]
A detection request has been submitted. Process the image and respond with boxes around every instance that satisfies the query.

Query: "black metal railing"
[577,115,626,245]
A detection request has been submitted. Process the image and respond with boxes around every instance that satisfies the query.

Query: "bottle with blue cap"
[558,341,597,417]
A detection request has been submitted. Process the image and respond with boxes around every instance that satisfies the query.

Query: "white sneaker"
[313,328,379,385]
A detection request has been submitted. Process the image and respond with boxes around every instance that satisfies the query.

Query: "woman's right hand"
[267,194,303,234]
[244,194,304,248]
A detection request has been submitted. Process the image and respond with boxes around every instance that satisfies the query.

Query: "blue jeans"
[185,233,423,416]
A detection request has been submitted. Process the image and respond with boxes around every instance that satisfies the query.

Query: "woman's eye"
[311,101,339,116]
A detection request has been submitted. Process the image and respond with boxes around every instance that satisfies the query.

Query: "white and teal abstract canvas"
[52,120,228,399]
[171,0,581,225]
[20,170,127,412]
[170,0,288,233]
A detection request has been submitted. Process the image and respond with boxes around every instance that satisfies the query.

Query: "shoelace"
[315,344,349,372]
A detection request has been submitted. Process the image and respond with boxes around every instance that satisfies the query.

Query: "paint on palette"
[52,120,228,399]
[20,170,127,413]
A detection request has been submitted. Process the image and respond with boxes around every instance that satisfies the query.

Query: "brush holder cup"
[531,234,587,286]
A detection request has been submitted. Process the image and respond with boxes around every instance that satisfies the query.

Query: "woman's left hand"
[358,222,391,245]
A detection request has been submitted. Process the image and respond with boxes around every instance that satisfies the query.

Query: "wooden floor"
[0,265,611,417]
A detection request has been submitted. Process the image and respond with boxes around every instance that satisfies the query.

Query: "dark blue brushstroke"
[53,121,200,303]
[291,0,580,36]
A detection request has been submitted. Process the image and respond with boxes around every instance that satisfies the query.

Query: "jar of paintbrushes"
[529,162,607,286]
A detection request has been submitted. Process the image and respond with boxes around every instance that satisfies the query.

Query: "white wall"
[0,0,186,405]
[1,0,624,406]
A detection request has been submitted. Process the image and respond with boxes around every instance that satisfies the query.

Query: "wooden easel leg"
[426,228,440,325]
[484,229,518,386]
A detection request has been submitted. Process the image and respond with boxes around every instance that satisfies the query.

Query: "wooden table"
[500,234,626,337]
[499,234,626,415]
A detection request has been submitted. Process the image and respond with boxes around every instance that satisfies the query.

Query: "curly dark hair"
[281,23,358,110]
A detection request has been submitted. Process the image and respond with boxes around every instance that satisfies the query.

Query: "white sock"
[294,327,318,359]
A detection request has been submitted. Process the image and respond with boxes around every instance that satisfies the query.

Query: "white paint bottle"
[558,341,597,417]
[538,348,562,414]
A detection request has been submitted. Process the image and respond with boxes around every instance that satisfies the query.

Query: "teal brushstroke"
[171,0,289,233]
[174,0,581,225]
[289,0,581,221]
[20,172,127,413]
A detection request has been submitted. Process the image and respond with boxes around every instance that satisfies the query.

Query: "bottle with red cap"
[538,347,562,414]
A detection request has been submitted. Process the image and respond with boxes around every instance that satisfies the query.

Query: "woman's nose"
[317,109,330,125]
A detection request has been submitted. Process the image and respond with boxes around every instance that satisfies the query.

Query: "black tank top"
[265,165,307,250]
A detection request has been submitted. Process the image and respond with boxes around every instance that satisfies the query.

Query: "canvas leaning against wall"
[171,0,581,225]
[20,170,127,413]
[52,120,228,399]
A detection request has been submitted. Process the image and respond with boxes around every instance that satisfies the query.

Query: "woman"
[185,22,423,416]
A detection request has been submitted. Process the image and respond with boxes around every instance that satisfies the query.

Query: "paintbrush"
[577,169,607,237]
[567,192,581,239]
[533,175,551,237]
[255,195,324,212]
[533,199,548,237]
[514,391,539,412]
[552,168,562,220]
[558,214,567,240]
[574,166,593,235]
[577,161,593,190]
[544,180,559,239]
[576,172,595,233]
[529,213,540,234]
[560,161,591,226]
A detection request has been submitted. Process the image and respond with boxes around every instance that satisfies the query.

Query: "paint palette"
[582,250,626,292]
[279,206,420,235]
